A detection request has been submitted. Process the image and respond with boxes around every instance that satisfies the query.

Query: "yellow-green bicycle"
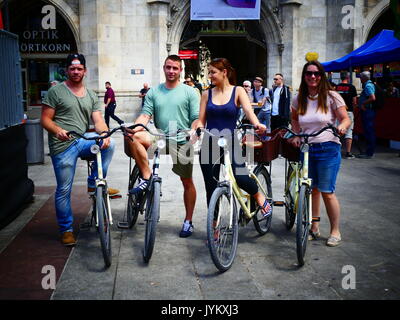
[280,124,340,266]
[197,125,273,272]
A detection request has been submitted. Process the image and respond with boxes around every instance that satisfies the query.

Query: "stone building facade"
[2,0,391,121]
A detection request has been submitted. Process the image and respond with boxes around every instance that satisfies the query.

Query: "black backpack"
[372,83,385,110]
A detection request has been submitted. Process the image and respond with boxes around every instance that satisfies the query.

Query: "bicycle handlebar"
[277,124,340,139]
[67,123,189,141]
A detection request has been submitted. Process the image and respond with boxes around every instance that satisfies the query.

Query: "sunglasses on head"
[305,71,323,77]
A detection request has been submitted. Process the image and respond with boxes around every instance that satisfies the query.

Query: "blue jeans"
[361,109,376,156]
[50,132,115,233]
[257,111,271,133]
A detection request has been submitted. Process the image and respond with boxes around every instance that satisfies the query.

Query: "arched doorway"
[5,0,78,109]
[180,20,267,87]
[367,7,396,41]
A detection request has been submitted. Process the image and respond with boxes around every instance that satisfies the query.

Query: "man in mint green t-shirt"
[126,55,200,238]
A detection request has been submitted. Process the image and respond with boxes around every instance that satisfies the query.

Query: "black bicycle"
[118,124,186,263]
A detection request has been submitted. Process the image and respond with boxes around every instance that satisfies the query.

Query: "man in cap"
[41,53,119,246]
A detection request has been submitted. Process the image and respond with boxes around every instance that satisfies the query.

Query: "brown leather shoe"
[61,231,76,247]
[87,187,120,195]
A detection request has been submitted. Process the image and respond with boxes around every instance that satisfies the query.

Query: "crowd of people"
[41,52,391,249]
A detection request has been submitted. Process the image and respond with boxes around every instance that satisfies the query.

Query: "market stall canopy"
[322,30,400,72]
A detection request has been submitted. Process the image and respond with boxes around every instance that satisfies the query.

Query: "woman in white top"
[290,60,350,247]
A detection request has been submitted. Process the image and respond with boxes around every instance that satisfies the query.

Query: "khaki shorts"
[165,140,194,179]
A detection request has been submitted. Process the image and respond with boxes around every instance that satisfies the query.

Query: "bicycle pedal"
[117,221,130,229]
[110,194,122,199]
[273,200,285,207]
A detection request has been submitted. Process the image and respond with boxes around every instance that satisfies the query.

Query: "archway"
[167,0,282,87]
[180,20,267,86]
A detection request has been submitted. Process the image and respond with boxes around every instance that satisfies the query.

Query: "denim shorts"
[301,141,341,193]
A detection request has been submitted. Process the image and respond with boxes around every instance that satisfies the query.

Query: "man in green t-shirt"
[41,53,118,246]
[126,55,200,238]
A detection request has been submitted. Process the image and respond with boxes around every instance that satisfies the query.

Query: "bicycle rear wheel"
[285,162,296,230]
[296,184,310,266]
[96,185,112,268]
[127,165,140,228]
[143,180,161,263]
[252,165,273,235]
[207,186,238,273]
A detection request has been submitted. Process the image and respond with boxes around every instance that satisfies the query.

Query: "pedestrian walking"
[251,76,271,133]
[104,81,124,128]
[139,83,150,108]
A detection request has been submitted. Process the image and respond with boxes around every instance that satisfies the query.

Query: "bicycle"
[279,124,340,266]
[67,126,127,268]
[196,124,273,272]
[118,124,186,263]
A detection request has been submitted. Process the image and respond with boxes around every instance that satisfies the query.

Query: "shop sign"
[179,50,198,60]
[191,0,260,20]
[15,4,75,54]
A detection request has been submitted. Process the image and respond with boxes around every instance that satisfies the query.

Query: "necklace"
[308,93,318,100]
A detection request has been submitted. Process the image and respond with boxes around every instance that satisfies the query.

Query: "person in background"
[251,76,271,133]
[356,71,376,159]
[270,73,291,131]
[184,76,201,98]
[336,71,358,159]
[290,60,350,247]
[41,53,119,247]
[104,81,124,128]
[139,83,150,108]
[385,81,399,98]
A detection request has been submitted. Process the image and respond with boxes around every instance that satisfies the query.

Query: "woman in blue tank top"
[195,58,272,217]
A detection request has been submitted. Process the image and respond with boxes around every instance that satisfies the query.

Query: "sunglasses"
[243,85,250,87]
[273,78,280,81]
[305,71,323,77]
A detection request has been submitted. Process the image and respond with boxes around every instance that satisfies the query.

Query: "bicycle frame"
[219,140,269,222]
[88,142,113,227]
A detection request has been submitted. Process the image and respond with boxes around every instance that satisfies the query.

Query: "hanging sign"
[191,0,261,20]
[179,50,198,60]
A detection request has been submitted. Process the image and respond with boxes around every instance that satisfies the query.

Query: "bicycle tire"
[252,165,273,235]
[96,185,112,268]
[296,184,310,266]
[207,186,238,273]
[127,165,140,228]
[143,180,161,263]
[285,162,296,230]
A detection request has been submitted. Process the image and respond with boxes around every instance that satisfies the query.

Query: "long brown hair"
[297,60,332,115]
[209,58,237,85]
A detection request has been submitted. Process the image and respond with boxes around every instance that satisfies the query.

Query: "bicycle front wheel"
[127,165,140,228]
[285,162,296,230]
[207,186,238,273]
[252,165,273,235]
[143,180,161,263]
[96,186,112,268]
[296,184,310,266]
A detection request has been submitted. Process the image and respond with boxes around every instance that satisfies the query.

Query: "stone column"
[147,0,170,84]
[280,0,302,90]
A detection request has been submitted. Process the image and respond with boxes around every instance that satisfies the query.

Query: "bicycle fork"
[93,144,113,227]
